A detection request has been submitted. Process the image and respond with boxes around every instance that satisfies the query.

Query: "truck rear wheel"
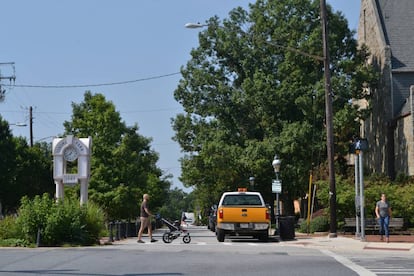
[216,229,225,242]
[258,231,269,242]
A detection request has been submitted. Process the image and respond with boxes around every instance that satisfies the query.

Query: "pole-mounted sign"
[349,137,368,241]
[272,179,282,194]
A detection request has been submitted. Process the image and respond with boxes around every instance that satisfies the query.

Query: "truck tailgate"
[218,206,268,223]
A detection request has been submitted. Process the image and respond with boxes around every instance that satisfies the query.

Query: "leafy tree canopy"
[64,91,170,219]
[0,116,53,214]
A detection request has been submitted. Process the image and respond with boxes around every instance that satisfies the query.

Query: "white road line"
[373,272,414,275]
[321,250,376,276]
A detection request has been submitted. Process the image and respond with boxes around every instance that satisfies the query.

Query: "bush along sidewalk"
[0,193,106,247]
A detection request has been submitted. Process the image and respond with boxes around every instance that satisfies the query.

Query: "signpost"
[272,179,282,235]
[350,137,368,241]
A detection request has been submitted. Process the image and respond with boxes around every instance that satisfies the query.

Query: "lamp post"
[272,155,281,235]
[9,122,27,127]
[184,22,208,29]
[249,176,255,190]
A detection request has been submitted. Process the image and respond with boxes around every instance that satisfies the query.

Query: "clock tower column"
[52,135,92,204]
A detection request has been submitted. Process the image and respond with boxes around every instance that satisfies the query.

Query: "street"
[0,226,413,276]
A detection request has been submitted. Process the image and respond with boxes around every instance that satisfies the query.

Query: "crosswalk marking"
[373,272,414,275]
[321,250,376,276]
[349,256,414,275]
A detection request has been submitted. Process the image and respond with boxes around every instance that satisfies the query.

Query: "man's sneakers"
[137,239,157,243]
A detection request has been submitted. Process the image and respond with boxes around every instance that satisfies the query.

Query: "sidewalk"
[288,233,414,252]
[102,233,414,253]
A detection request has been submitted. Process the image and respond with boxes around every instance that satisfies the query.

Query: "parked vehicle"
[181,212,195,226]
[215,188,270,242]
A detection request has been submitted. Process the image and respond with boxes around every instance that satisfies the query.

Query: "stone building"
[357,0,414,179]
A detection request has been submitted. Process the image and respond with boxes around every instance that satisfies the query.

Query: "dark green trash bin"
[279,216,295,240]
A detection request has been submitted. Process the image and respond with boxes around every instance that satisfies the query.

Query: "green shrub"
[0,215,21,240]
[82,202,106,244]
[310,216,329,232]
[15,194,105,246]
[0,238,31,247]
[299,216,329,233]
[16,194,53,244]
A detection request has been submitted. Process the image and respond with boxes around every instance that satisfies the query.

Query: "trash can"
[279,216,295,240]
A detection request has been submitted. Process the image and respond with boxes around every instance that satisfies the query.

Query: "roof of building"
[377,0,414,72]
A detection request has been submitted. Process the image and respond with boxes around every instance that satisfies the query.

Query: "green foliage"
[157,188,192,220]
[299,216,329,233]
[315,177,356,223]
[63,91,170,220]
[0,116,53,214]
[0,117,18,213]
[316,175,414,227]
[15,194,105,246]
[0,238,31,247]
[0,215,21,240]
[17,194,53,243]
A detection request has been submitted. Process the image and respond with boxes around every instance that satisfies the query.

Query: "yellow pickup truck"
[216,188,270,242]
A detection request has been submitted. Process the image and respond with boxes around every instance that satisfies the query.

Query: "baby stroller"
[161,217,191,243]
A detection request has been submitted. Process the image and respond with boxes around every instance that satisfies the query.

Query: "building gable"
[377,0,414,72]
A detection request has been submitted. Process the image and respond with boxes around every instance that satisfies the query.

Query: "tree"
[63,91,170,220]
[13,138,54,203]
[173,0,376,214]
[0,117,18,214]
[0,117,53,215]
[157,188,192,221]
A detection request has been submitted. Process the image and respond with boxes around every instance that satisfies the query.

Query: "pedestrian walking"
[375,193,392,243]
[137,193,157,243]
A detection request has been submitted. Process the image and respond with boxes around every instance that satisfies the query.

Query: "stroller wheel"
[162,232,173,243]
[182,234,191,244]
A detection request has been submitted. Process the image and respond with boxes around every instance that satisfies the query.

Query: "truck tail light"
[219,209,224,219]
[265,210,270,220]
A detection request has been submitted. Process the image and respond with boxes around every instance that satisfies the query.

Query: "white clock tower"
[52,135,92,204]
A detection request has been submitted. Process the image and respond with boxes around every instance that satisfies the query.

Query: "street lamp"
[272,155,281,234]
[9,122,27,127]
[184,22,209,29]
[249,176,255,190]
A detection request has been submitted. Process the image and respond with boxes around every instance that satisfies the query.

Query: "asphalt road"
[0,246,359,276]
[0,226,413,276]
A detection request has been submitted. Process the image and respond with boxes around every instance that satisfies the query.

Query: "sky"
[0,0,360,193]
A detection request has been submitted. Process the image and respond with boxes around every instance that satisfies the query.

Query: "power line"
[2,72,181,89]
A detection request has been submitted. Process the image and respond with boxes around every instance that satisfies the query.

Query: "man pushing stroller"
[137,194,158,243]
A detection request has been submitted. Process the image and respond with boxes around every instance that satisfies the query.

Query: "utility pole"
[320,0,337,237]
[0,62,16,102]
[29,106,34,147]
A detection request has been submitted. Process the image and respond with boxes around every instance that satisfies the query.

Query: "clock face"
[63,145,79,162]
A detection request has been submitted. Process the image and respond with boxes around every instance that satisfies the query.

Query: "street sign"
[272,179,282,193]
